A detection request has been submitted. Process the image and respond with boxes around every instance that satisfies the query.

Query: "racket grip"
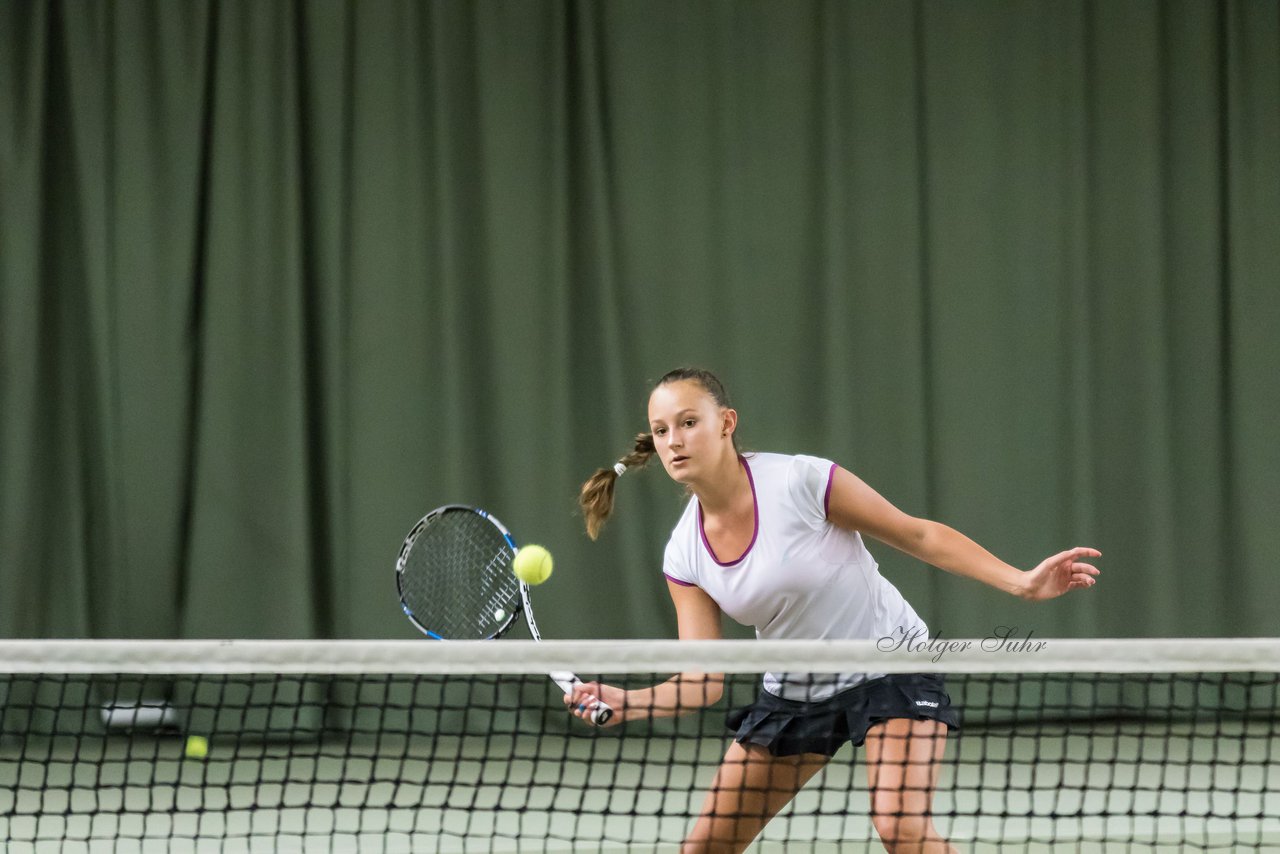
[549,671,614,726]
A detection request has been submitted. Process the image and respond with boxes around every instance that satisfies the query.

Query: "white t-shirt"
[662,452,928,700]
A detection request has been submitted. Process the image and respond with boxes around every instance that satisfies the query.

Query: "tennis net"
[1,638,1278,852]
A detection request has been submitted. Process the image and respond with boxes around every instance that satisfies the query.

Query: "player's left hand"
[1021,547,1101,601]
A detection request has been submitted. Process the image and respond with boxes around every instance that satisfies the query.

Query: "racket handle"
[549,671,613,726]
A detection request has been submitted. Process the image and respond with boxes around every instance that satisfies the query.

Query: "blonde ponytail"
[579,432,657,540]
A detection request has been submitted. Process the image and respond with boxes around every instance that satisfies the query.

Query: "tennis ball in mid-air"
[185,735,209,759]
[513,545,553,585]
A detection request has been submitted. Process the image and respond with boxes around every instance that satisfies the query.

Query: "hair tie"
[613,462,627,477]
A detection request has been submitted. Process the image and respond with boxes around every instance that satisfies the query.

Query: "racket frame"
[396,504,523,641]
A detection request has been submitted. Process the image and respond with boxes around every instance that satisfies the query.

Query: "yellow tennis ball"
[513,545,553,585]
[185,735,209,759]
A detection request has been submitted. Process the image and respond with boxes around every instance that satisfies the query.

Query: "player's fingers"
[1035,551,1078,578]
[566,683,602,717]
[1066,563,1099,588]
[564,684,588,708]
[1046,547,1102,566]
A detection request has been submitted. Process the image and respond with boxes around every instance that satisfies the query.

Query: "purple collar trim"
[697,456,758,567]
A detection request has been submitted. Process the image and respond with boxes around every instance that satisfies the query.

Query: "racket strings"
[401,510,522,639]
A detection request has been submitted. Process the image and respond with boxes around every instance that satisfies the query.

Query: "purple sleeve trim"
[664,573,697,587]
[823,462,837,518]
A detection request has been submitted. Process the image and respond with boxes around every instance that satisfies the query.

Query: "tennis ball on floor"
[513,545,553,585]
[185,735,209,759]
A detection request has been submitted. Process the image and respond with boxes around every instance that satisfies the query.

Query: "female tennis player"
[569,367,1100,854]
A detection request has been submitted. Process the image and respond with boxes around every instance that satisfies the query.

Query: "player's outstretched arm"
[826,466,1100,600]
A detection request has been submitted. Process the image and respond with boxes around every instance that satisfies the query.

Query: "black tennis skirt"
[726,673,961,758]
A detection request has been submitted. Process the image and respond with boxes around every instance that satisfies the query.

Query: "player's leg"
[682,740,829,854]
[864,717,955,854]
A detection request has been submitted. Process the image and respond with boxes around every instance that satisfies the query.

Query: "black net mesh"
[2,660,1278,852]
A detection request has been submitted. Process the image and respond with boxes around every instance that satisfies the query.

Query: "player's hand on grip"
[565,681,624,727]
[1022,547,1101,601]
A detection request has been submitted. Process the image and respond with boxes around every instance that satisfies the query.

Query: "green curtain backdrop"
[1,0,1276,641]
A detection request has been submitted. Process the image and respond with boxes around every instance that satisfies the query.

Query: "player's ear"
[720,408,737,438]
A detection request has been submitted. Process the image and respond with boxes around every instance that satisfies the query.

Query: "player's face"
[647,381,732,483]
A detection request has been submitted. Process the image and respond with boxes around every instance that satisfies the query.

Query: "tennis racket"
[395,504,612,725]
